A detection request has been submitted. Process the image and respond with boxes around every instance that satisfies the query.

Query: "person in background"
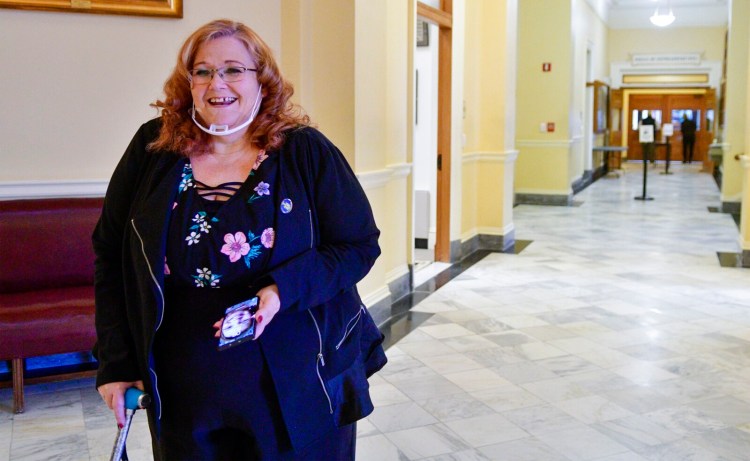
[641,111,657,164]
[681,114,697,163]
[93,18,386,461]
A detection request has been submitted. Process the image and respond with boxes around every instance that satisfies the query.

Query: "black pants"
[643,143,656,163]
[683,137,695,163]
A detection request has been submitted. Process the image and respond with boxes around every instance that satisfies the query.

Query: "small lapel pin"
[280,198,293,214]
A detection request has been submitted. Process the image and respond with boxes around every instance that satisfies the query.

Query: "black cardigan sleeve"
[264,128,381,312]
[92,121,155,387]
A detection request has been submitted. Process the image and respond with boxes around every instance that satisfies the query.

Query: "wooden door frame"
[623,88,713,166]
[417,0,452,262]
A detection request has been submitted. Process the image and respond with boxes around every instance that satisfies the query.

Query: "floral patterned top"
[165,150,276,289]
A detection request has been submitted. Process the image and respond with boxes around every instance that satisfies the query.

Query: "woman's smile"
[208,97,237,106]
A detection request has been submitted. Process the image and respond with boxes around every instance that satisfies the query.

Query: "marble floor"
[3,162,750,460]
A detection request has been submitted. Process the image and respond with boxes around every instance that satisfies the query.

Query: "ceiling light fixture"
[650,7,675,27]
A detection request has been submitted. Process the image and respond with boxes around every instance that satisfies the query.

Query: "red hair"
[148,19,310,156]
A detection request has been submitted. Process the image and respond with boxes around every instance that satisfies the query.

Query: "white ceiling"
[586,0,729,29]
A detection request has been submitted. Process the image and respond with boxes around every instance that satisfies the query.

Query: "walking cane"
[110,388,151,461]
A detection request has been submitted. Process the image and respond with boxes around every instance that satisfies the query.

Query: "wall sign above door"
[631,54,701,66]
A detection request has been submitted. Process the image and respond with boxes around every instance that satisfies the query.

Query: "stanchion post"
[661,136,673,175]
[635,143,654,201]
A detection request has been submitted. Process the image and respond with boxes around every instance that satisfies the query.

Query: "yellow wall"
[515,0,610,198]
[0,1,280,183]
[280,0,355,162]
[515,144,573,193]
[516,1,572,141]
[609,27,727,63]
[515,0,572,195]
[741,157,750,252]
[281,0,411,305]
[462,0,516,241]
[724,0,750,203]
[464,1,505,152]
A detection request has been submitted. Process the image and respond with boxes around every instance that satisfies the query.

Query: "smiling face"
[190,36,261,137]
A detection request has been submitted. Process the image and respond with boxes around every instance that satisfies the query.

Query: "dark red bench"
[0,198,102,413]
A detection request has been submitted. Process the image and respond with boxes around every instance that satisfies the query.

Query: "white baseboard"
[0,180,107,199]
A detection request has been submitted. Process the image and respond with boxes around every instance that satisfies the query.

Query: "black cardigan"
[93,118,386,454]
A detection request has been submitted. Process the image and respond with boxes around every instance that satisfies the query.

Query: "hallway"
[358,163,750,460]
[2,164,749,460]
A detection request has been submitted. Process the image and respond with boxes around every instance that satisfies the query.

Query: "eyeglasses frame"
[188,66,258,85]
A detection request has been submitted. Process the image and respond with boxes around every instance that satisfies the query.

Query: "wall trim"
[610,60,722,90]
[459,230,516,256]
[357,162,413,190]
[0,180,108,199]
[386,264,410,284]
[386,264,412,303]
[462,150,519,164]
[360,285,391,309]
[515,192,573,207]
[515,187,571,195]
[356,169,391,189]
[722,201,741,214]
[3,163,413,198]
[388,162,413,179]
[461,223,515,241]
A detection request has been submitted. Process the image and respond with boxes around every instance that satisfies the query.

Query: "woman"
[93,19,386,460]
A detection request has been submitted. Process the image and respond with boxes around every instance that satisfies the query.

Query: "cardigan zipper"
[308,209,314,248]
[307,311,333,414]
[306,208,332,413]
[335,305,365,350]
[131,219,164,419]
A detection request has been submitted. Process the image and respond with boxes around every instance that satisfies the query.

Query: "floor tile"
[444,413,528,448]
[385,424,471,460]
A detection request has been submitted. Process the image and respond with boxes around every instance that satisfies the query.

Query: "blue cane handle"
[124,388,151,411]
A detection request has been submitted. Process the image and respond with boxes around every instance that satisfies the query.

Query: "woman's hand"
[213,284,281,340]
[253,284,281,339]
[98,380,144,428]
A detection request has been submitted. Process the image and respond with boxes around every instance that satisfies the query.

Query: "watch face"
[218,297,259,351]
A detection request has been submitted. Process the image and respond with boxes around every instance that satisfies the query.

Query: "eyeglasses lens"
[190,67,249,84]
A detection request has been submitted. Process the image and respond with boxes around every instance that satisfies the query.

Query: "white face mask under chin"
[191,84,263,137]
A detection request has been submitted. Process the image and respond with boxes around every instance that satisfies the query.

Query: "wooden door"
[668,93,710,163]
[627,92,711,163]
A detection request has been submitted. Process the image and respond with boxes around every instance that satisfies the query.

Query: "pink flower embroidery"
[221,232,250,262]
[261,228,275,249]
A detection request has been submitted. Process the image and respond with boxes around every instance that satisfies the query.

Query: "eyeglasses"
[188,66,257,85]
